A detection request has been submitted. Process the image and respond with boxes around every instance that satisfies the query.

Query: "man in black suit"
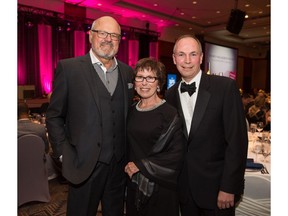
[46,16,134,216]
[165,35,248,216]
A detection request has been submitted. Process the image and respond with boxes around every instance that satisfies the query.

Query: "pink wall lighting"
[74,30,85,57]
[149,41,159,59]
[38,24,53,94]
[128,40,139,68]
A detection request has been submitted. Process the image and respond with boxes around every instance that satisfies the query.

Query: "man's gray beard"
[97,42,117,60]
[92,48,116,60]
[100,54,114,60]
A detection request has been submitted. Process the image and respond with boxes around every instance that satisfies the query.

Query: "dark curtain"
[18,12,90,97]
[18,13,40,96]
[18,7,158,97]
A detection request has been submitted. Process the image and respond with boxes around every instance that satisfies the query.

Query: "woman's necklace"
[136,99,166,112]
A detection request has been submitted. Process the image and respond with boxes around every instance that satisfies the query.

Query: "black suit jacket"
[46,53,134,184]
[165,72,248,209]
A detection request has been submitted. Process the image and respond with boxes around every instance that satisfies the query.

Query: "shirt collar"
[89,49,118,70]
[181,70,202,88]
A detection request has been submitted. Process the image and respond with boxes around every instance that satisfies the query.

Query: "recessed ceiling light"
[245,4,250,7]
[216,11,220,14]
[154,3,158,7]
[192,1,197,4]
[192,16,196,19]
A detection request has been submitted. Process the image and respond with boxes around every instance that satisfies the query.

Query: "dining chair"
[18,134,51,207]
[236,174,270,216]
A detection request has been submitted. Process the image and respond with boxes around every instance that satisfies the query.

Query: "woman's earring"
[157,86,160,92]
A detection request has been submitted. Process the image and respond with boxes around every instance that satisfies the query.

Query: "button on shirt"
[90,49,118,95]
[178,71,202,134]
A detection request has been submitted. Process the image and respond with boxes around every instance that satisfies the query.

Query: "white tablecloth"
[236,132,271,216]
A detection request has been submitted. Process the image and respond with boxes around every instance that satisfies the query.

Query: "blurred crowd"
[240,88,271,132]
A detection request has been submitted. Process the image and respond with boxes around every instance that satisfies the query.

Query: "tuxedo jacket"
[165,72,248,209]
[46,53,134,184]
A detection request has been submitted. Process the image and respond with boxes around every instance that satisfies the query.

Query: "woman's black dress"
[126,101,185,216]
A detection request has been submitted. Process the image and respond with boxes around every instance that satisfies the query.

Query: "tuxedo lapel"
[167,82,189,139]
[189,73,211,140]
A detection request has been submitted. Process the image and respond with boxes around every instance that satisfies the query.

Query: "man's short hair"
[18,102,29,118]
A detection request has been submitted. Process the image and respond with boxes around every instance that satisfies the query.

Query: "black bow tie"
[180,82,196,96]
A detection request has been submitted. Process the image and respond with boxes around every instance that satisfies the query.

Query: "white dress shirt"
[178,71,202,134]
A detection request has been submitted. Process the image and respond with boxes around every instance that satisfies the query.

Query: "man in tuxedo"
[46,16,134,216]
[165,34,248,216]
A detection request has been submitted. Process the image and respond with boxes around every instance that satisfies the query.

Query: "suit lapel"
[189,73,211,140]
[168,82,189,139]
[80,54,102,115]
[117,63,129,119]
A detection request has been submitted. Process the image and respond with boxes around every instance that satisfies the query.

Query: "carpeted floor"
[18,178,103,216]
[18,178,68,216]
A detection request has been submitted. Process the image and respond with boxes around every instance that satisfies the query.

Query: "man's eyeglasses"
[91,30,121,41]
[135,76,158,83]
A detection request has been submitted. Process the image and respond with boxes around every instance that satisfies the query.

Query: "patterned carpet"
[17,177,107,216]
[18,178,69,216]
[18,177,104,216]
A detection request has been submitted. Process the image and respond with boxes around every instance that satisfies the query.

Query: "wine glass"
[261,141,271,163]
[256,122,264,133]
[250,123,257,142]
[253,141,262,162]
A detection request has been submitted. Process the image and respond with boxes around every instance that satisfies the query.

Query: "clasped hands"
[124,162,139,178]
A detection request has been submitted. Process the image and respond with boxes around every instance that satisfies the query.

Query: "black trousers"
[180,191,241,216]
[66,157,126,216]
[126,180,179,216]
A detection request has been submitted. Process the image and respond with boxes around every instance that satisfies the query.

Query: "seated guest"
[246,95,266,125]
[39,92,52,115]
[18,102,49,153]
[18,102,57,180]
[241,92,254,115]
[263,107,271,131]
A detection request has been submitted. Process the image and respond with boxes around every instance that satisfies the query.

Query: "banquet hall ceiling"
[61,0,270,49]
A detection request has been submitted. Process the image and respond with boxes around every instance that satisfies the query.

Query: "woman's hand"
[124,162,139,178]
